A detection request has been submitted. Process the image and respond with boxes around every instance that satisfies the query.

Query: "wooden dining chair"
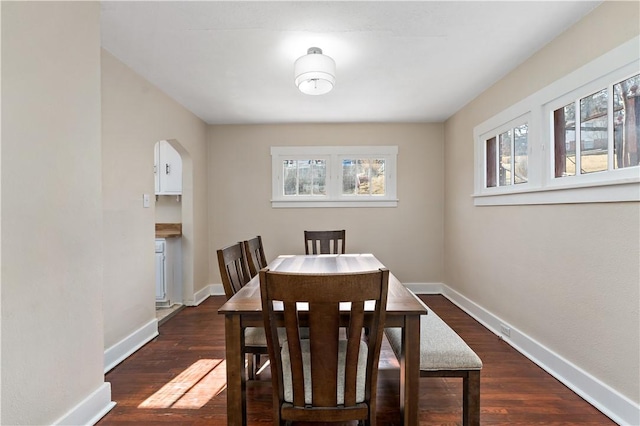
[243,235,267,277]
[304,229,346,254]
[260,268,389,425]
[216,242,267,379]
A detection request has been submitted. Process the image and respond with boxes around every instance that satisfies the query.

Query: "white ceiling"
[100,1,600,125]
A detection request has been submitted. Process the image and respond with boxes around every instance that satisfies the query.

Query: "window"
[271,146,398,208]
[553,74,640,178]
[484,122,529,188]
[474,37,639,206]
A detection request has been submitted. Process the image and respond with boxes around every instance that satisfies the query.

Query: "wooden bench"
[385,309,482,426]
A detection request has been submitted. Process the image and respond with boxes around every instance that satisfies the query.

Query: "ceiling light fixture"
[294,47,336,95]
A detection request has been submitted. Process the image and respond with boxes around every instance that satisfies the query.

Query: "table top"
[218,254,427,316]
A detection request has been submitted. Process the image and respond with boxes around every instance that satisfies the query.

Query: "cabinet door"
[158,141,182,194]
[155,251,166,301]
[166,237,183,305]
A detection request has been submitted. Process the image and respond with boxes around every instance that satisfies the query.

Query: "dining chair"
[243,235,267,277]
[259,267,389,425]
[216,242,267,379]
[304,229,346,254]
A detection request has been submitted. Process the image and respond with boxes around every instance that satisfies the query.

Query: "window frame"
[271,145,398,208]
[479,114,532,193]
[544,69,640,189]
[473,37,640,206]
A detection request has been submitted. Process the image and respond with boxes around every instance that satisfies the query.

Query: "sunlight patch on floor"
[138,359,227,409]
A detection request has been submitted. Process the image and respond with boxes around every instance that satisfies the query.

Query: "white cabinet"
[154,140,182,195]
[155,237,182,307]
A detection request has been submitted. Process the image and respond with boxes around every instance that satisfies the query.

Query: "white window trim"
[473,36,640,206]
[271,145,398,208]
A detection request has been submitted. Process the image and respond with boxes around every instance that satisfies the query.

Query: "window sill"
[473,180,639,206]
[271,199,398,208]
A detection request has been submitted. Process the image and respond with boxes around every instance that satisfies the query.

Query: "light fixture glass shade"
[294,47,336,95]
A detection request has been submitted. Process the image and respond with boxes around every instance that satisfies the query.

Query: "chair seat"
[281,339,368,405]
[386,311,482,371]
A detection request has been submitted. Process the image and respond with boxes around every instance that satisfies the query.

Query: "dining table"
[218,253,427,426]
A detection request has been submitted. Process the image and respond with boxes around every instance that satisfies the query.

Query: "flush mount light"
[294,47,336,95]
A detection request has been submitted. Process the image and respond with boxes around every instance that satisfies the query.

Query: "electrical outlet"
[500,324,511,338]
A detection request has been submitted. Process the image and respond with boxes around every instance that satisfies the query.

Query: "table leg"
[225,315,246,426]
[400,314,420,426]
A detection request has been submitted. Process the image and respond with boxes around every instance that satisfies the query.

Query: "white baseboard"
[413,284,640,426]
[104,318,158,373]
[189,284,211,306]
[187,283,225,306]
[209,283,225,296]
[52,382,115,426]
[404,282,444,294]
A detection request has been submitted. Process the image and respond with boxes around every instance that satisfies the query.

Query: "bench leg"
[463,370,480,426]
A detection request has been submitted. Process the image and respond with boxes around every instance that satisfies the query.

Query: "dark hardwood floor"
[97,295,614,425]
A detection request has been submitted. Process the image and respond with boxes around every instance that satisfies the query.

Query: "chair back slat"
[344,300,365,406]
[217,243,251,299]
[260,268,388,423]
[304,230,346,254]
[282,301,306,407]
[308,302,340,407]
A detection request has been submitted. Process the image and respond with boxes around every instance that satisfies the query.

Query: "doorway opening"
[154,139,186,323]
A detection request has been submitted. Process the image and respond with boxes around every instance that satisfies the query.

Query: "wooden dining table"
[218,253,427,425]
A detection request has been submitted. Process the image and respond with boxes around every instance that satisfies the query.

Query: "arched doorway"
[154,139,193,322]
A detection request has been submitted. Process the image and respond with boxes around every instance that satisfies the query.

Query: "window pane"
[371,159,386,195]
[283,160,297,195]
[312,160,326,195]
[342,159,356,194]
[514,124,528,184]
[499,130,512,186]
[486,137,497,187]
[580,89,608,174]
[297,160,311,195]
[554,103,576,177]
[614,74,640,169]
[356,159,371,195]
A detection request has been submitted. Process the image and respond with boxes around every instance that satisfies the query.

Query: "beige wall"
[156,196,182,223]
[444,1,639,405]
[208,123,444,285]
[101,50,208,349]
[1,2,106,424]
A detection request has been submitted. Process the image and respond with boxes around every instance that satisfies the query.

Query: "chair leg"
[247,354,255,380]
[254,353,261,375]
[463,370,481,426]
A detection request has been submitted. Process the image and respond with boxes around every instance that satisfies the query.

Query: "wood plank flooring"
[97,295,614,425]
